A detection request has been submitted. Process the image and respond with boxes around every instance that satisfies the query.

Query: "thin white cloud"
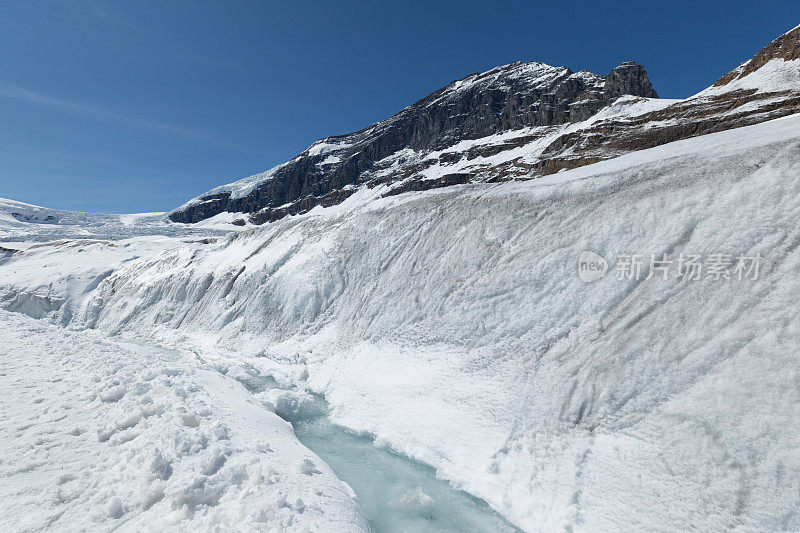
[0,81,255,152]
[0,82,199,138]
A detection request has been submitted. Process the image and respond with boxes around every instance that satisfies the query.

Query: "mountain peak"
[170,58,660,224]
[713,24,800,88]
[605,61,659,99]
[170,25,800,226]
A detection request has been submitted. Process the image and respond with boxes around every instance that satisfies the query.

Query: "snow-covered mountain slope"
[170,24,800,226]
[0,197,250,243]
[0,310,367,532]
[3,113,799,531]
[170,60,659,224]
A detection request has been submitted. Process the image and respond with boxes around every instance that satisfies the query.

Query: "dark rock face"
[537,26,800,174]
[171,25,800,225]
[603,62,658,99]
[171,61,658,224]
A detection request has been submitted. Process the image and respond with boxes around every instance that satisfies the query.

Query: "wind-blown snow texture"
[2,114,799,531]
[0,310,367,532]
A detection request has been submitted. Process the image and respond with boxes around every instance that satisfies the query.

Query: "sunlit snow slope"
[0,310,367,531]
[2,114,800,531]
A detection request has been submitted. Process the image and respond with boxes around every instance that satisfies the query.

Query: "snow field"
[0,310,367,532]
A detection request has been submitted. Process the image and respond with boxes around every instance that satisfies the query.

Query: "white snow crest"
[305,140,352,157]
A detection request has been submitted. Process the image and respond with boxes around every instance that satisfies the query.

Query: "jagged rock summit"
[171,60,657,224]
[171,25,800,225]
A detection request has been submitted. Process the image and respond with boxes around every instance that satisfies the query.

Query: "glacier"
[2,112,799,530]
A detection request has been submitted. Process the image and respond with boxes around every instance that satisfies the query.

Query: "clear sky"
[1,1,798,213]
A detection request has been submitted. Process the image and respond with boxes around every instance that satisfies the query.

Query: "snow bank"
[0,310,367,532]
[2,114,800,530]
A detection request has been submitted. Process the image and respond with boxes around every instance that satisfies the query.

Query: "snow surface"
[175,167,282,209]
[0,197,243,242]
[694,58,800,98]
[587,94,681,121]
[318,154,342,166]
[2,113,800,531]
[305,141,352,157]
[0,309,367,531]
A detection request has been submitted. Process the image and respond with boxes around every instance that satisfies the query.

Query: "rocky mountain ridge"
[171,25,800,224]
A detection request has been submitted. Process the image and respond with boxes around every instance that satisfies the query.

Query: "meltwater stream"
[235,369,520,533]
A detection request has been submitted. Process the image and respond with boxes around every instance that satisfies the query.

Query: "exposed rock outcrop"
[171,25,800,225]
[714,25,800,86]
[171,61,657,223]
[538,25,800,172]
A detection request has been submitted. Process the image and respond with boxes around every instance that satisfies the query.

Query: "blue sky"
[1,1,798,213]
